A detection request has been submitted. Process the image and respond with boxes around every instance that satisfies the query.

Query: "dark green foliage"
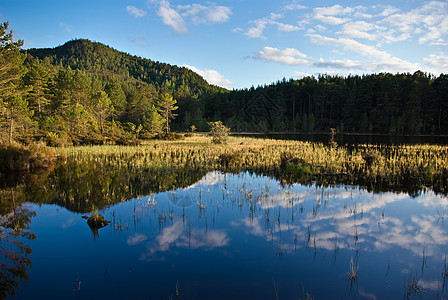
[203,72,448,134]
[16,39,227,145]
[25,39,223,96]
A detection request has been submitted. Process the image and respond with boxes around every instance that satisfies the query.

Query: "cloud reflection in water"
[140,220,229,261]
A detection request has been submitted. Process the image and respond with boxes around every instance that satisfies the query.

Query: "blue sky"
[1,0,447,89]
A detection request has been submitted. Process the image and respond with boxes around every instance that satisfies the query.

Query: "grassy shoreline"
[57,134,448,195]
[2,134,447,215]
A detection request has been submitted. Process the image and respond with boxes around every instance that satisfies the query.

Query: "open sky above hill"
[1,0,447,89]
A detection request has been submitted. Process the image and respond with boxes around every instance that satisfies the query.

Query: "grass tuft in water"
[348,256,358,282]
[405,270,423,299]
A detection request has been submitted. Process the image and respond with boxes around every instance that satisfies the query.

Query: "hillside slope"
[25,39,224,96]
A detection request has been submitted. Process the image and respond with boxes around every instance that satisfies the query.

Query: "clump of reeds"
[404,270,423,299]
[348,256,358,283]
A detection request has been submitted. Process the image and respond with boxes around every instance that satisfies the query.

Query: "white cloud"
[424,53,448,74]
[126,6,147,18]
[183,171,224,189]
[282,2,307,11]
[178,4,232,24]
[157,0,188,35]
[183,64,234,89]
[293,71,313,79]
[150,1,232,34]
[383,1,448,45]
[275,22,303,32]
[339,21,379,41]
[314,58,364,70]
[313,5,353,25]
[256,47,309,66]
[419,15,448,45]
[243,12,301,38]
[306,34,421,72]
[379,6,399,17]
[244,18,271,39]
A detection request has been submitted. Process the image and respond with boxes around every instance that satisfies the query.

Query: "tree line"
[1,21,447,147]
[202,73,448,134]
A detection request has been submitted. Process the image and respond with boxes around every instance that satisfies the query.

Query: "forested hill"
[25,39,223,96]
[1,37,229,147]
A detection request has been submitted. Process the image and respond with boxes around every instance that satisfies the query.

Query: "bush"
[0,142,58,173]
[45,132,72,147]
[209,121,230,144]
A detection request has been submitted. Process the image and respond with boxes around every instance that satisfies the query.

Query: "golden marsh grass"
[56,134,448,195]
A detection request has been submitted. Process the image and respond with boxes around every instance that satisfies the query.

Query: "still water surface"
[12,172,448,299]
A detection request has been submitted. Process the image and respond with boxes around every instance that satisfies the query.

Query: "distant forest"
[205,72,448,134]
[1,27,448,146]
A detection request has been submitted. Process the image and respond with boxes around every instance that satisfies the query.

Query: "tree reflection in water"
[0,188,36,299]
[1,156,448,299]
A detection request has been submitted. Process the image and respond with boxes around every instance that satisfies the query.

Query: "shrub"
[0,142,57,172]
[209,121,230,144]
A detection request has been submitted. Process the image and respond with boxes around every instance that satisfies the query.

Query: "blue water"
[10,172,448,299]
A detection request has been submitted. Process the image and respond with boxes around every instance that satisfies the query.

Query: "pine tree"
[142,105,164,135]
[0,22,30,144]
[25,59,51,114]
[91,91,113,135]
[157,93,178,134]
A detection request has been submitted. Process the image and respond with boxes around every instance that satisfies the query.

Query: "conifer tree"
[143,105,164,135]
[0,21,31,144]
[25,59,50,114]
[91,91,113,135]
[157,93,178,134]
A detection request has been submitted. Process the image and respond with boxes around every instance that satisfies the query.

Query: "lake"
[4,170,448,299]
